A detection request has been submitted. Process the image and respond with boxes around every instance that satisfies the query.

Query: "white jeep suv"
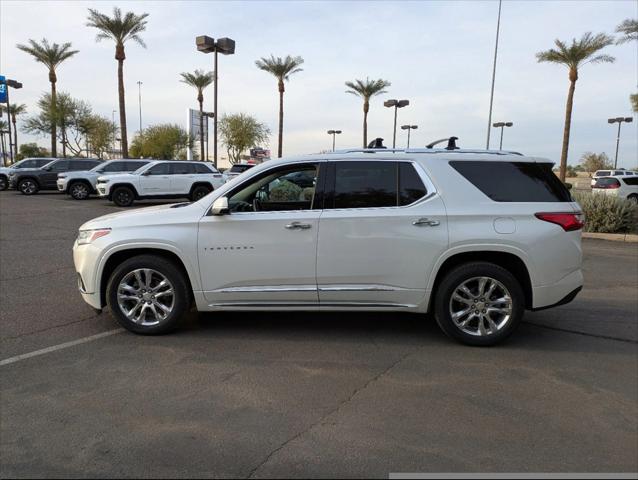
[74,150,584,346]
[57,159,151,200]
[96,160,224,206]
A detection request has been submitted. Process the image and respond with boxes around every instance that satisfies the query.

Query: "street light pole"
[197,35,236,168]
[137,81,143,134]
[608,117,633,168]
[492,121,513,150]
[486,0,503,149]
[384,99,409,149]
[401,125,418,148]
[4,79,22,164]
[327,129,342,151]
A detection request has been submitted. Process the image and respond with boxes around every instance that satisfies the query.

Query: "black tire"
[18,178,39,195]
[106,254,191,335]
[190,184,212,201]
[69,181,92,200]
[434,262,525,346]
[628,194,638,205]
[112,186,135,207]
[0,175,8,191]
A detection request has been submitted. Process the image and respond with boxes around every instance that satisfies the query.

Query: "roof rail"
[328,148,523,156]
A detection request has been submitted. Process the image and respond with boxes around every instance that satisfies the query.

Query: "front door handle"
[413,218,440,227]
[285,222,312,230]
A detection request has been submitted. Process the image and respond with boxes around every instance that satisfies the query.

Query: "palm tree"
[255,55,304,157]
[86,7,149,158]
[1,104,27,155]
[616,18,638,44]
[345,78,391,148]
[536,33,615,182]
[16,39,78,157]
[180,69,214,160]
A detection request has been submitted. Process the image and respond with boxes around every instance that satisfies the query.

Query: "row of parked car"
[0,157,256,207]
[590,169,638,203]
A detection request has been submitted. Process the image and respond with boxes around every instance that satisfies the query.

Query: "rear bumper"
[531,269,583,310]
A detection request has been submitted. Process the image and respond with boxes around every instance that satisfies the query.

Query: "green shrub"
[573,192,638,233]
[269,180,302,202]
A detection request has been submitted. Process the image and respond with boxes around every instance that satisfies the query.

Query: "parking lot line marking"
[0,329,124,367]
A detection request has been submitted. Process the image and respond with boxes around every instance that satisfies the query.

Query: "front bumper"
[97,185,108,197]
[57,179,67,192]
[8,177,17,189]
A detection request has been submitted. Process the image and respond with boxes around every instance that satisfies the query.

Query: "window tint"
[450,161,572,202]
[171,162,196,174]
[594,178,621,188]
[399,163,427,205]
[50,161,69,172]
[147,163,170,175]
[125,161,148,171]
[20,160,41,168]
[228,164,318,212]
[101,162,124,173]
[333,161,396,208]
[194,163,212,174]
[623,177,638,186]
[596,171,611,177]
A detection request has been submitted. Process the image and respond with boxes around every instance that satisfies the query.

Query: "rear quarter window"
[622,177,638,186]
[450,161,572,202]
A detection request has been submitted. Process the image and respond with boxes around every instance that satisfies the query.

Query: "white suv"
[73,150,584,346]
[96,160,224,206]
[57,159,151,200]
[591,169,636,187]
[592,175,638,203]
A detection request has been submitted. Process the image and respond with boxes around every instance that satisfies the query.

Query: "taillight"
[535,212,584,232]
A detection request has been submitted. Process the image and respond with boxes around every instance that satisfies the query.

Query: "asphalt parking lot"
[1,190,637,477]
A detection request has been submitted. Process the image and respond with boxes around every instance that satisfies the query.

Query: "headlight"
[77,228,111,245]
[58,174,67,179]
[97,178,109,184]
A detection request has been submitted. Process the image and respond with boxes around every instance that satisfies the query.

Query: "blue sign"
[0,76,6,103]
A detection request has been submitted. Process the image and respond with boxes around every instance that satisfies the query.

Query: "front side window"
[100,162,125,173]
[146,163,170,175]
[228,164,318,212]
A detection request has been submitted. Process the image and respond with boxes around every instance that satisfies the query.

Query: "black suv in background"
[0,158,56,191]
[9,158,103,195]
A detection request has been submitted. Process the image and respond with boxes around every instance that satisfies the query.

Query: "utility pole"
[486,0,502,150]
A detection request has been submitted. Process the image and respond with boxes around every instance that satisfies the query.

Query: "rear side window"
[50,161,69,172]
[623,177,638,186]
[450,161,572,202]
[334,161,397,208]
[171,162,196,174]
[102,162,124,172]
[194,163,212,174]
[399,163,427,205]
[147,163,170,175]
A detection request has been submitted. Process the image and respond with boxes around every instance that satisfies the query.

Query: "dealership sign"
[0,76,7,103]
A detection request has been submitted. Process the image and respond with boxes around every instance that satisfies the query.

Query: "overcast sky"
[1,0,636,166]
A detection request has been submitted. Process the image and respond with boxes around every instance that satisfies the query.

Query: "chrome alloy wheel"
[19,179,37,194]
[117,268,175,326]
[71,183,89,199]
[448,276,513,337]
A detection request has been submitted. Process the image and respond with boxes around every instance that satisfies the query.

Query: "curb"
[583,232,638,243]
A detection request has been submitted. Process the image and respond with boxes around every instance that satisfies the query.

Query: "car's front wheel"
[69,181,92,200]
[0,175,8,191]
[434,262,524,346]
[106,255,191,334]
[18,178,39,195]
[112,186,135,207]
[190,184,212,201]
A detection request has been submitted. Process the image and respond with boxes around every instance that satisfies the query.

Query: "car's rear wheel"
[106,255,190,334]
[190,184,212,201]
[434,262,524,346]
[628,194,638,204]
[69,181,91,200]
[0,175,8,191]
[112,186,135,207]
[18,178,39,195]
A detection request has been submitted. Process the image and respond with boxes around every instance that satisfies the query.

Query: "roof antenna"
[426,136,460,149]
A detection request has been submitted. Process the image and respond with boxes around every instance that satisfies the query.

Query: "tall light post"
[327,129,342,151]
[137,81,143,135]
[196,35,236,168]
[3,79,22,163]
[203,111,214,161]
[400,124,418,148]
[608,117,633,168]
[492,121,513,150]
[384,99,409,149]
[486,0,503,149]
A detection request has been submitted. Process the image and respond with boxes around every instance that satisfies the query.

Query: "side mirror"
[211,196,229,215]
[43,166,52,171]
[141,170,151,176]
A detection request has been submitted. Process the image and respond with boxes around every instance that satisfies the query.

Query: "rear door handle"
[413,218,440,227]
[285,222,312,230]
